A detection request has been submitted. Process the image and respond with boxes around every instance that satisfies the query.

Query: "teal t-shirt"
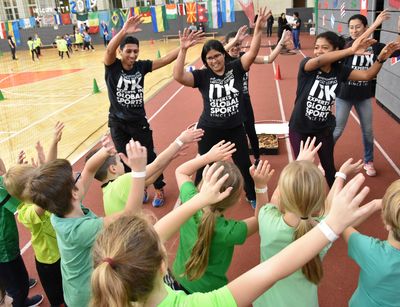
[51,206,103,307]
[348,233,400,307]
[0,176,22,263]
[172,181,247,293]
[159,284,237,306]
[102,173,131,216]
[254,205,329,307]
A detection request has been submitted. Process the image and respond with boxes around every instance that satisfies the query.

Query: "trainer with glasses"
[103,15,180,207]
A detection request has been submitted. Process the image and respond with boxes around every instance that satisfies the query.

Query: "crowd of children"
[1,8,400,307]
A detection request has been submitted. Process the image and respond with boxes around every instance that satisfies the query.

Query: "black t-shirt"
[192,59,246,129]
[338,39,400,100]
[289,57,352,134]
[293,18,301,30]
[105,58,152,122]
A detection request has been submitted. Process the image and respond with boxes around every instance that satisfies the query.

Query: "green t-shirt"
[56,39,68,52]
[172,181,247,293]
[33,37,41,48]
[0,176,22,263]
[17,203,60,264]
[159,284,237,306]
[51,206,103,307]
[102,173,131,216]
[27,40,34,51]
[253,205,329,307]
[348,233,400,307]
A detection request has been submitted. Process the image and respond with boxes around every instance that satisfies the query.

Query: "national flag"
[119,8,130,23]
[54,14,62,25]
[127,7,136,18]
[111,10,121,28]
[322,15,326,26]
[6,22,13,37]
[166,4,177,19]
[221,0,235,22]
[391,55,400,65]
[330,14,335,29]
[12,21,21,46]
[338,23,343,33]
[150,6,168,32]
[186,2,197,23]
[0,22,7,39]
[61,13,72,24]
[333,0,339,8]
[324,0,329,8]
[88,12,99,33]
[140,7,152,23]
[177,3,186,15]
[237,0,255,27]
[29,17,36,27]
[340,2,346,18]
[197,2,208,23]
[351,0,357,8]
[76,13,88,22]
[360,0,368,16]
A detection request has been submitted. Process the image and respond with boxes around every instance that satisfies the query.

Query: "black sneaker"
[25,294,44,307]
[28,278,37,289]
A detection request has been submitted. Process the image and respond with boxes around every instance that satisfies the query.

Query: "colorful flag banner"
[340,2,346,18]
[197,2,208,23]
[391,55,400,65]
[127,7,136,18]
[119,8,130,23]
[150,5,168,33]
[111,10,122,28]
[0,22,7,39]
[140,7,152,23]
[166,4,177,19]
[88,12,99,33]
[12,21,21,46]
[237,0,255,27]
[61,13,72,24]
[186,2,197,23]
[54,14,62,25]
[177,3,186,15]
[360,0,368,16]
[6,21,14,37]
[221,0,235,22]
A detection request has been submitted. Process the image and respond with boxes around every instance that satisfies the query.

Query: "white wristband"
[335,172,347,181]
[263,56,269,64]
[318,220,339,242]
[175,138,184,147]
[131,171,146,178]
[255,186,268,194]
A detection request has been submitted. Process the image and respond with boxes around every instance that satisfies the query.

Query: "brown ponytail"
[278,161,326,284]
[184,161,243,281]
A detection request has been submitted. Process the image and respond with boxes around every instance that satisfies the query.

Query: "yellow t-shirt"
[56,39,68,52]
[75,33,83,44]
[27,40,34,51]
[33,37,41,48]
[17,203,60,264]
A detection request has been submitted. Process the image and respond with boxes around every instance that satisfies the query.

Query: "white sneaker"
[363,162,376,177]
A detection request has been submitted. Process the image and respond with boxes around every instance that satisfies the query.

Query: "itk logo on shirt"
[348,54,373,87]
[115,71,144,108]
[306,75,337,121]
[208,70,240,118]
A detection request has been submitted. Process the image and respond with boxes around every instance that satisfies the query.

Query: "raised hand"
[235,25,249,43]
[177,128,204,144]
[373,9,391,28]
[378,41,400,61]
[198,163,232,204]
[119,139,147,172]
[17,150,27,164]
[179,28,205,50]
[352,36,377,54]
[250,160,275,188]
[101,133,117,156]
[205,140,236,162]
[296,137,322,162]
[122,15,143,34]
[339,158,363,177]
[255,7,271,30]
[53,121,64,144]
[35,141,46,165]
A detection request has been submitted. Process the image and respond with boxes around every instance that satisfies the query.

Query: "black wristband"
[376,58,386,64]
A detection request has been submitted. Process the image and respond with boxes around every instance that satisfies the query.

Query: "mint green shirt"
[173,181,247,293]
[159,284,237,306]
[51,206,103,307]
[349,233,400,307]
[254,205,329,307]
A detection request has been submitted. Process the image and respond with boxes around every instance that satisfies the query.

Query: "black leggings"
[0,255,29,307]
[35,258,64,306]
[195,124,256,201]
[289,128,336,187]
[110,119,165,190]
[31,49,39,61]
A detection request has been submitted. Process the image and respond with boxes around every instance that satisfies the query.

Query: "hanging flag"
[166,4,177,19]
[333,0,339,8]
[61,13,72,24]
[111,10,122,28]
[119,8,130,24]
[338,23,343,33]
[88,12,99,33]
[236,0,255,27]
[322,14,326,26]
[12,21,21,46]
[0,22,6,39]
[140,7,152,23]
[99,10,110,34]
[324,0,328,8]
[29,17,36,27]
[221,0,235,22]
[127,7,136,18]
[197,2,208,23]
[54,14,62,25]
[207,0,222,29]
[6,22,14,37]
[177,3,186,15]
[351,0,357,8]
[76,13,88,22]
[150,5,168,33]
[340,2,346,18]
[360,0,368,16]
[330,14,335,29]
[186,2,197,23]
[389,0,400,8]
[391,55,400,65]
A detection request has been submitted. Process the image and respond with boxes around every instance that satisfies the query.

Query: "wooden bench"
[163,31,218,43]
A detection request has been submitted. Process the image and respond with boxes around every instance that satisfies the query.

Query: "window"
[3,0,19,20]
[27,0,37,16]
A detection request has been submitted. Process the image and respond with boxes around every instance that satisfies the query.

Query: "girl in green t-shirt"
[90,158,380,307]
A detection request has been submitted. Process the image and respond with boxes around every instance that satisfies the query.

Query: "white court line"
[0,102,67,107]
[269,41,294,162]
[297,50,400,176]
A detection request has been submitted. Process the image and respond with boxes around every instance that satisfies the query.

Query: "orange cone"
[275,64,282,80]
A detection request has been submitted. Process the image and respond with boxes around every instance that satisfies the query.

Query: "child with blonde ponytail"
[173,140,274,293]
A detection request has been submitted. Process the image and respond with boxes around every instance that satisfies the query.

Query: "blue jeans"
[333,97,374,163]
[292,29,300,49]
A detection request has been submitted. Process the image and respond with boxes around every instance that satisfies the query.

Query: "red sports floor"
[17,34,400,306]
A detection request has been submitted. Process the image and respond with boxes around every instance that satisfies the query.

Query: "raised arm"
[175,140,236,188]
[254,30,291,64]
[173,28,204,87]
[241,8,271,71]
[155,163,232,243]
[47,121,64,162]
[104,15,142,66]
[224,25,248,52]
[152,47,180,71]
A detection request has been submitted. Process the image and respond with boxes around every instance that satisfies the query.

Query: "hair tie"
[300,216,309,220]
[103,257,115,268]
